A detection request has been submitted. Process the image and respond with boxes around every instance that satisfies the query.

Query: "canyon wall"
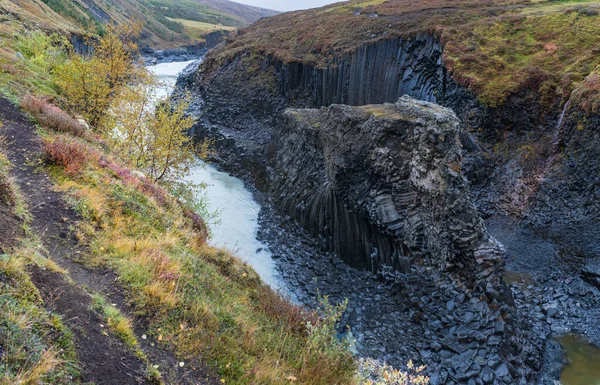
[185,33,599,270]
[276,34,445,107]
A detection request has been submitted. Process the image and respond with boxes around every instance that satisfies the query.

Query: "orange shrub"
[21,95,86,137]
[42,138,90,176]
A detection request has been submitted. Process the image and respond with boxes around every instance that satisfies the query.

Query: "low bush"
[21,95,86,137]
[42,138,92,176]
[357,358,429,385]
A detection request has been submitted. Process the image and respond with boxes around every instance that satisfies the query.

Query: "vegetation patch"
[21,95,86,137]
[0,253,80,385]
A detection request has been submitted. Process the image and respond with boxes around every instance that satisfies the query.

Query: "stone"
[447,300,456,312]
[581,260,600,289]
[495,363,509,377]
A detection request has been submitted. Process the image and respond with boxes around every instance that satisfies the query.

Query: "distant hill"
[0,0,278,48]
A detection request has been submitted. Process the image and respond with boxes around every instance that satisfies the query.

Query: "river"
[147,60,283,291]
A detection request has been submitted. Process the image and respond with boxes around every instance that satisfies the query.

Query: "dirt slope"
[0,97,218,385]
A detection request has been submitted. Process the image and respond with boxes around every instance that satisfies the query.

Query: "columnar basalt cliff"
[189,35,480,134]
[276,34,446,107]
[270,96,504,289]
[187,30,600,263]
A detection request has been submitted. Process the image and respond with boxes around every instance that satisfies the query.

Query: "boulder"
[269,96,505,289]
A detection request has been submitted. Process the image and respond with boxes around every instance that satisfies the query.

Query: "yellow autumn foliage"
[54,22,143,129]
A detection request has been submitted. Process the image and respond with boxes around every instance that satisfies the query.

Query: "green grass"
[0,29,67,101]
[39,0,98,32]
[443,5,600,106]
[90,294,140,353]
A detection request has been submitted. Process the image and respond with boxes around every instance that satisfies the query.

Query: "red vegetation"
[99,159,168,206]
[42,138,92,176]
[21,95,86,137]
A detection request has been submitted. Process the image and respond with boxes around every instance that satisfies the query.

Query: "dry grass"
[21,95,87,137]
[5,349,62,385]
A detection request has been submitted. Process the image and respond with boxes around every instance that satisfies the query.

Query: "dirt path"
[0,97,215,385]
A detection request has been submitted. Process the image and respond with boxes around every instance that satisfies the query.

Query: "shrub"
[54,23,143,130]
[357,358,430,385]
[21,95,86,137]
[42,138,90,176]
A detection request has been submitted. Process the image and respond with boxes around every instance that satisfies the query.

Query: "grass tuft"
[90,294,140,351]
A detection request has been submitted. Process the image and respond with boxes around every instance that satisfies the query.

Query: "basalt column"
[269,96,504,288]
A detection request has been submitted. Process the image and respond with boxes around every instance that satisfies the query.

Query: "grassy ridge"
[0,0,276,49]
[205,0,600,107]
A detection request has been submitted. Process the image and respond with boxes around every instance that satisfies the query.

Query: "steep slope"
[0,0,277,48]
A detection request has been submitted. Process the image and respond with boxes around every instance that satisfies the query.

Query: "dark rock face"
[269,96,504,289]
[70,33,95,56]
[190,35,471,133]
[582,260,600,289]
[277,34,445,107]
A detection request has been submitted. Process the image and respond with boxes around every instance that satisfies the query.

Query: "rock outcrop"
[270,96,504,289]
